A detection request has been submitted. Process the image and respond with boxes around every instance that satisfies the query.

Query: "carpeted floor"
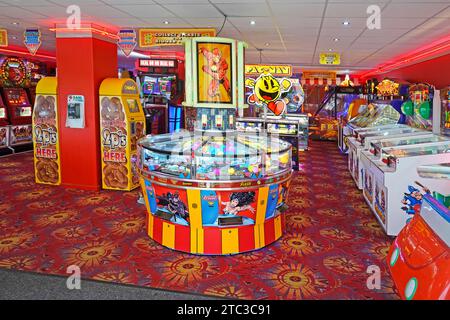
[0,141,399,300]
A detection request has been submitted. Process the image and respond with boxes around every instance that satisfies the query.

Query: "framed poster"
[196,41,233,104]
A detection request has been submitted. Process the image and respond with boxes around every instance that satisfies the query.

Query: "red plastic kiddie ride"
[387,165,450,300]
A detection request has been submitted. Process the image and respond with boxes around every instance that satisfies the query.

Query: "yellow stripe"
[255,187,269,224]
[147,213,154,238]
[254,224,265,248]
[197,228,204,254]
[187,189,202,227]
[221,229,239,254]
[162,222,175,249]
[187,189,203,254]
[274,215,282,239]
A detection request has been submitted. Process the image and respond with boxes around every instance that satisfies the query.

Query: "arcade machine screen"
[443,88,450,136]
[4,88,32,120]
[0,94,7,124]
[142,75,175,98]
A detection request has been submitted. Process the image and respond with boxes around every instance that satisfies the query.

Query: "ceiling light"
[342,20,350,26]
[12,22,19,25]
[328,48,333,52]
[250,20,256,25]
[265,42,270,47]
[12,36,17,40]
[333,38,339,42]
[163,21,170,25]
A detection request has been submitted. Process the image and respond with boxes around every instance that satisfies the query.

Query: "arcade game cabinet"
[0,94,10,155]
[2,87,33,151]
[99,78,146,191]
[137,58,184,134]
[311,79,364,142]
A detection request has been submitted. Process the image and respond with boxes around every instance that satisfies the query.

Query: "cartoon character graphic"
[245,71,292,116]
[157,192,189,222]
[199,47,231,98]
[222,191,256,221]
[401,183,431,216]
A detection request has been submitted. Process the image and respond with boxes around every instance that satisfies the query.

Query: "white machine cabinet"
[362,141,450,236]
[348,127,426,189]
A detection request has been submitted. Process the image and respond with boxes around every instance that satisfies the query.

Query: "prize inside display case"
[138,37,293,255]
[236,114,309,170]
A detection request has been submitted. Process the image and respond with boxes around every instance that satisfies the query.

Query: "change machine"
[99,78,146,191]
[32,77,61,185]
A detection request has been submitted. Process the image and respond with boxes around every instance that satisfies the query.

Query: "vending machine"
[99,78,146,191]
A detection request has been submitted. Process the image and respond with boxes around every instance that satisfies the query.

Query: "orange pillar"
[56,26,118,190]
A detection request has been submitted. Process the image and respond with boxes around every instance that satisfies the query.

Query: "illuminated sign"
[245,64,292,77]
[302,70,337,79]
[319,53,341,65]
[139,28,216,47]
[139,59,176,68]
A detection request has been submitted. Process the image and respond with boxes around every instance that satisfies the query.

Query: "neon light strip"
[0,48,56,60]
[49,27,119,40]
[358,36,450,78]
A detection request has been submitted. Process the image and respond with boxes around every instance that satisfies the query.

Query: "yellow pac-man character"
[246,71,292,116]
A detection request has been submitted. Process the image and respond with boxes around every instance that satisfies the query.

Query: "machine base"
[146,211,285,255]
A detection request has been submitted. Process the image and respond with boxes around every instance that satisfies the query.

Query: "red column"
[56,27,118,190]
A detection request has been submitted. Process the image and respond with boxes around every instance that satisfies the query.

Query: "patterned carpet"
[0,141,399,300]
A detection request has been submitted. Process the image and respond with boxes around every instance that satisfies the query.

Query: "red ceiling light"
[49,24,119,41]
[0,47,56,60]
[357,34,450,79]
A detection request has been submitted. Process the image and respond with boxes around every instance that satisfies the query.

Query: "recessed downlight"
[333,38,340,42]
[265,42,270,47]
[250,20,256,25]
[343,20,350,26]
[12,22,19,25]
[163,20,170,25]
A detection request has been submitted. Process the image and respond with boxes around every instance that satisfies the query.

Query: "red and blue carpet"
[0,141,398,299]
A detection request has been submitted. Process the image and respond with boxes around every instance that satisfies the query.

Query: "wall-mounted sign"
[66,95,85,128]
[302,70,337,80]
[245,64,292,77]
[139,28,216,47]
[0,29,8,47]
[139,59,176,68]
[319,53,341,65]
[24,28,42,55]
[117,29,137,57]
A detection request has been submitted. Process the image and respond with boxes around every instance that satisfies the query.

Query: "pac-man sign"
[319,53,341,65]
[245,64,292,77]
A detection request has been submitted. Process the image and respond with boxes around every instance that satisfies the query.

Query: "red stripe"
[152,217,163,244]
[238,225,255,252]
[174,225,190,252]
[203,227,222,254]
[264,218,276,246]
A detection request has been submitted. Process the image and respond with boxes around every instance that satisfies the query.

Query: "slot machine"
[2,87,33,147]
[0,95,10,152]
